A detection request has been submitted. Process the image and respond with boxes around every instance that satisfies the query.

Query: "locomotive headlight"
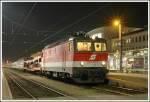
[102,61,106,65]
[80,61,84,66]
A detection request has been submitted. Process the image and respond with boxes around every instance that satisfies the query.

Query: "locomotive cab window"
[94,42,106,51]
[77,42,91,51]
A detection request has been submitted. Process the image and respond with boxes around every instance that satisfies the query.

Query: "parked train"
[12,33,109,83]
[24,52,42,72]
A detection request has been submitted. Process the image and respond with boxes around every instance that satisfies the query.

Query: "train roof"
[44,37,106,50]
[43,32,106,49]
[43,36,71,49]
[31,51,42,57]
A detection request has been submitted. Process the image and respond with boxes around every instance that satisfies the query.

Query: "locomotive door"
[63,50,66,71]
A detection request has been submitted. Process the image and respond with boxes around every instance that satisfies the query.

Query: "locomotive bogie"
[72,67,108,83]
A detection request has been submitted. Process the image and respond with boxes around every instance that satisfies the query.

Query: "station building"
[86,26,148,73]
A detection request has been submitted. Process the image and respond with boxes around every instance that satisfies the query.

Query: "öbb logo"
[89,54,97,60]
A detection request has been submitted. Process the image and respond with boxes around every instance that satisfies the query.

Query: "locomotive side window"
[94,43,106,51]
[68,42,72,51]
[77,42,91,51]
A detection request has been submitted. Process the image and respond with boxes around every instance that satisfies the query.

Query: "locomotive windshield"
[77,42,91,51]
[75,37,107,52]
[94,42,106,51]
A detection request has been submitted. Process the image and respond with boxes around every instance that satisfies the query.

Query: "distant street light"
[113,19,123,72]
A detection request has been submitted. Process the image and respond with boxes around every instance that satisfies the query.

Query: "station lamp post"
[113,20,123,72]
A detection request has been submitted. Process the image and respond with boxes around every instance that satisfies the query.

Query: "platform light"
[113,19,123,72]
[113,20,120,26]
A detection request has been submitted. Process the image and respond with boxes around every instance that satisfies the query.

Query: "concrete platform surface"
[107,72,148,90]
[2,72,12,100]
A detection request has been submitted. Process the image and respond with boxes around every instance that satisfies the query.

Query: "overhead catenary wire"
[3,15,37,32]
[20,3,111,58]
[9,2,37,45]
[3,14,57,37]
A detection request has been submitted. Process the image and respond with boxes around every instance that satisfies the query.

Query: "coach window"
[49,50,51,54]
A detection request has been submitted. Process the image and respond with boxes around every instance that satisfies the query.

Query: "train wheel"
[40,69,43,75]
[64,73,72,83]
[47,71,53,78]
[44,71,49,78]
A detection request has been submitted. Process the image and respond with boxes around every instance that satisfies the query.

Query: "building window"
[126,39,128,44]
[139,36,141,42]
[135,37,138,42]
[128,38,131,43]
[143,35,145,41]
[112,42,115,47]
[132,37,134,43]
[123,40,125,46]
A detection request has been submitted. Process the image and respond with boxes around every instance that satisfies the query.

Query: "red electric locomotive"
[41,33,109,83]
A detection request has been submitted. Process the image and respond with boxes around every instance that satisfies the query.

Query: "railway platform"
[107,72,148,90]
[2,72,12,100]
[2,69,148,100]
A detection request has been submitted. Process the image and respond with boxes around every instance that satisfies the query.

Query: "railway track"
[5,71,75,100]
[92,84,147,97]
[4,68,147,100]
[6,74,38,99]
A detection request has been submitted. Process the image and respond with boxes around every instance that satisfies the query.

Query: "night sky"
[2,2,148,62]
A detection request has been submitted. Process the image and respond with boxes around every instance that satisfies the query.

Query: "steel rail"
[110,85,146,93]
[28,79,76,99]
[8,71,76,100]
[7,73,38,100]
[92,87,133,96]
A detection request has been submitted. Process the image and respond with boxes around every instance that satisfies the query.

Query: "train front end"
[72,37,109,83]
